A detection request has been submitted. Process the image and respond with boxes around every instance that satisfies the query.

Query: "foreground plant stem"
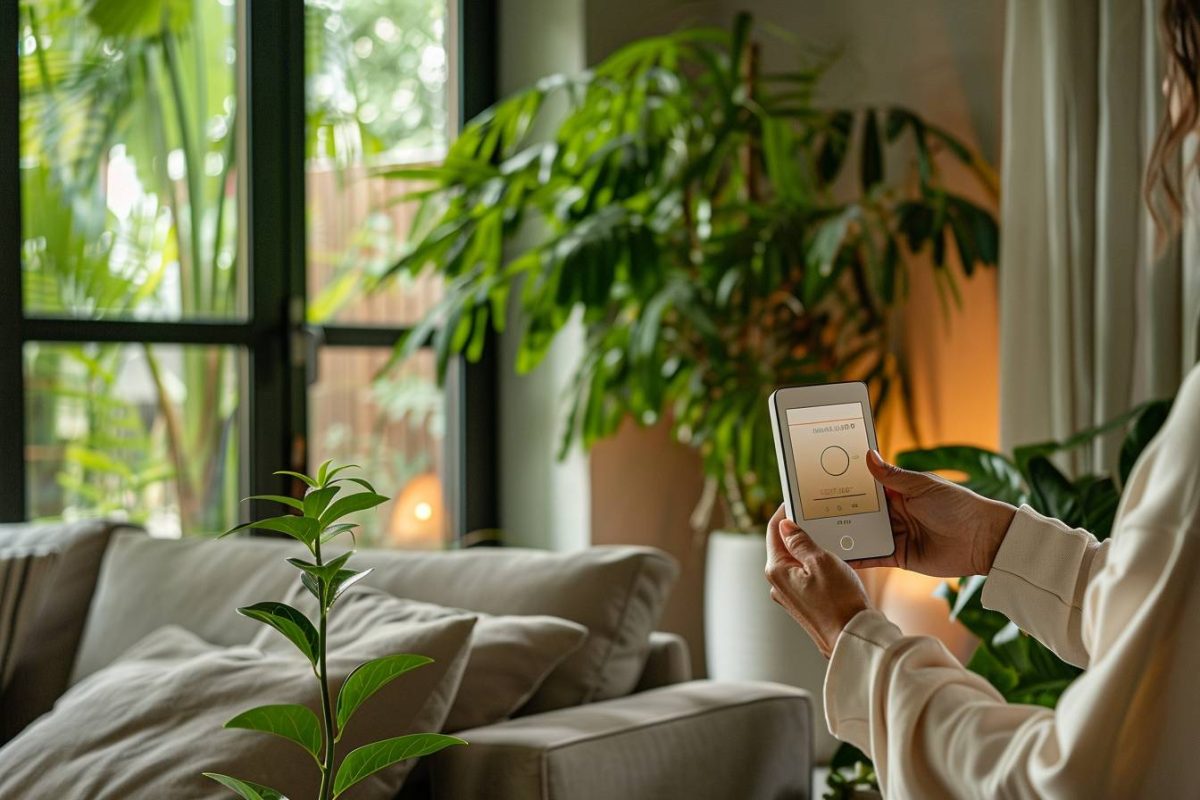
[315,541,337,800]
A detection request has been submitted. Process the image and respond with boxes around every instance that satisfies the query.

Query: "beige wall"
[586,0,1006,675]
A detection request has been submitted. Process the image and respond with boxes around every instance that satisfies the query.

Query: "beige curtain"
[1000,0,1200,467]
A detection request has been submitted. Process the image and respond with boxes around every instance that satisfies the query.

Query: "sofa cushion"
[0,520,129,742]
[74,533,678,711]
[0,612,476,800]
[264,583,588,732]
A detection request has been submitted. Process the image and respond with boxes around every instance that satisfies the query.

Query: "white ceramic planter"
[705,530,839,762]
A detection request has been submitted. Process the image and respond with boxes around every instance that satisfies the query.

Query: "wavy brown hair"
[1146,0,1200,243]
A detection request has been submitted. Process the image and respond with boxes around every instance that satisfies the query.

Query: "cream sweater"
[825,364,1200,799]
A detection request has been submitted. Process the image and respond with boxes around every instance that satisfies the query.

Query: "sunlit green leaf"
[203,773,285,800]
[225,704,323,762]
[333,734,466,797]
[336,655,433,733]
[237,602,319,665]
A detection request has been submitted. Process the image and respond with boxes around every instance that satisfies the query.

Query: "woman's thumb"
[867,450,927,495]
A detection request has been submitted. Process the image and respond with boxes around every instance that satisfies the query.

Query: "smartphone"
[768,381,894,560]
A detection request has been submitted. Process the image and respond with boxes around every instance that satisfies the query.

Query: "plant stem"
[314,540,337,800]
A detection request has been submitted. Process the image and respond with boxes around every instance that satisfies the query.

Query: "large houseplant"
[379,12,997,760]
[381,13,997,531]
[823,398,1173,798]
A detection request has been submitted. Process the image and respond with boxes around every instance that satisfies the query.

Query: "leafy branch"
[205,461,465,800]
[375,13,999,529]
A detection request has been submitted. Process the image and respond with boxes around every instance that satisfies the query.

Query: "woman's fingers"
[867,449,929,496]
[765,507,798,568]
[779,518,821,560]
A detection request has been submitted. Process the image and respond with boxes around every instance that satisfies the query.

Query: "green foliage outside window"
[19,0,447,535]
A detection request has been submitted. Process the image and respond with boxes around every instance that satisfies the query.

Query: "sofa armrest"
[634,631,692,692]
[425,681,813,800]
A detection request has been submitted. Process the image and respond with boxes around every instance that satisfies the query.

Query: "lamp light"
[389,472,444,548]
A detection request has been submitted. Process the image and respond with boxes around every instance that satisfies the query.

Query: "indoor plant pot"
[705,530,838,762]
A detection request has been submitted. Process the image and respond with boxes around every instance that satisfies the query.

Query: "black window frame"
[0,0,498,540]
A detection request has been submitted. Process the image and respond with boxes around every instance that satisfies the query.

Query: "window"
[0,0,497,545]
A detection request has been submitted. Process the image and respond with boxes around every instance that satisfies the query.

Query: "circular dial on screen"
[820,445,850,476]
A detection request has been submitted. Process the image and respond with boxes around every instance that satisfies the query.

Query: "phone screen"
[785,402,880,521]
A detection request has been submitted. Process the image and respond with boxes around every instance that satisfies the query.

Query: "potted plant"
[377,12,996,758]
[207,461,465,799]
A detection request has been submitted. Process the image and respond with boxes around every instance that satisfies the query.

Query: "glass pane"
[305,0,451,326]
[19,0,243,321]
[308,348,447,549]
[24,342,244,537]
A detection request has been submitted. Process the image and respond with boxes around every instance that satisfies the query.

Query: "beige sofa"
[0,522,814,799]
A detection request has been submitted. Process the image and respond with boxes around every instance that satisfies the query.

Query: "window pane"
[305,0,451,326]
[308,348,447,549]
[24,342,244,537]
[19,0,243,321]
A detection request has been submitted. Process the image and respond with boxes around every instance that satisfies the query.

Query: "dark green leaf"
[967,643,1020,694]
[1119,399,1172,486]
[336,655,434,732]
[817,111,853,183]
[1025,456,1077,522]
[896,446,1027,506]
[333,734,466,797]
[203,774,285,800]
[859,109,882,190]
[225,704,322,761]
[237,602,319,665]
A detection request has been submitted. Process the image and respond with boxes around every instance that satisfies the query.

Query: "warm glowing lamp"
[389,472,445,548]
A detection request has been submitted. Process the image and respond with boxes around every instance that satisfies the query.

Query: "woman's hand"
[853,450,1017,577]
[764,505,871,658]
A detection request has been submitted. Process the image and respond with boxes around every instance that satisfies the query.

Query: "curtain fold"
[1000,0,1198,468]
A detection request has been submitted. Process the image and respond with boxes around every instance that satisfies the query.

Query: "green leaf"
[336,654,434,732]
[88,0,190,38]
[237,602,319,665]
[967,643,1020,694]
[859,108,882,190]
[1119,399,1171,486]
[303,485,340,519]
[330,476,377,495]
[220,515,320,546]
[1025,456,1077,522]
[316,459,334,486]
[225,704,323,762]
[321,523,359,545]
[286,551,353,584]
[817,110,853,183]
[274,470,320,489]
[244,495,304,512]
[330,567,374,603]
[202,773,285,800]
[319,492,389,527]
[333,734,466,797]
[896,446,1027,506]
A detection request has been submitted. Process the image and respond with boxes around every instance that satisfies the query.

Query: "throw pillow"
[262,584,589,732]
[0,520,128,743]
[0,612,475,800]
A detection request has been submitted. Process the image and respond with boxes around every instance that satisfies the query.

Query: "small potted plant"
[206,461,465,800]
